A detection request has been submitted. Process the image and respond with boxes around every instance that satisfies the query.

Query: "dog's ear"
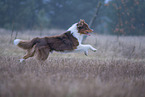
[80,19,85,23]
[77,19,85,27]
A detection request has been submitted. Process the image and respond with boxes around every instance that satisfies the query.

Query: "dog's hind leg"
[36,46,50,61]
[20,46,36,62]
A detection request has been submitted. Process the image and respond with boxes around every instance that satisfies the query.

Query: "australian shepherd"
[14,19,97,62]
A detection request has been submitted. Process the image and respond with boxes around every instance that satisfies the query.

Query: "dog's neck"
[67,23,84,44]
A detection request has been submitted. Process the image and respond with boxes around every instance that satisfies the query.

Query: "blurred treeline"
[0,0,145,35]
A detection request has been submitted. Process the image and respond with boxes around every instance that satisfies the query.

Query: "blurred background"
[0,1,145,97]
[0,0,145,36]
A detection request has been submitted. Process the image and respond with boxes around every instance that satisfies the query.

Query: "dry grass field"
[0,29,145,97]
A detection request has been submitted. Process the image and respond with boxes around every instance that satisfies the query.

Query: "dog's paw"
[84,51,88,56]
[20,58,25,63]
[92,48,97,52]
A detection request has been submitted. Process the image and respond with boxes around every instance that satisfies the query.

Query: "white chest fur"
[67,23,84,44]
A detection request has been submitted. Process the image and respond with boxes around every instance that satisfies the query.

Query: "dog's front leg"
[88,45,97,52]
[77,44,97,56]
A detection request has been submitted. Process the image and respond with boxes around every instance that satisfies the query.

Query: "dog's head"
[77,19,93,35]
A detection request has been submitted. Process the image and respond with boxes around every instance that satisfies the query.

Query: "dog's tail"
[14,38,39,50]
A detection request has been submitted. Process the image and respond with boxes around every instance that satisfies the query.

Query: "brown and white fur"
[14,19,97,62]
